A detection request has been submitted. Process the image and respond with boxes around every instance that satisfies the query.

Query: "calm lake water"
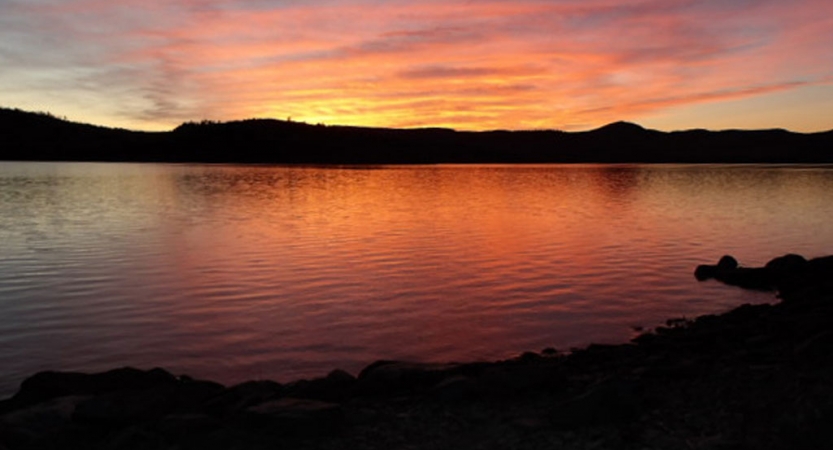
[2,162,833,396]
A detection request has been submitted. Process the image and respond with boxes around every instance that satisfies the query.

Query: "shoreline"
[2,254,832,449]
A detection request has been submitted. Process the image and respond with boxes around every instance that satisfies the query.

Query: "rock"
[478,363,562,395]
[281,369,356,402]
[519,351,543,363]
[694,264,717,281]
[0,395,87,447]
[428,375,481,402]
[765,254,807,273]
[355,361,462,396]
[9,367,177,410]
[326,369,355,384]
[695,253,833,299]
[695,255,775,290]
[157,413,221,437]
[695,255,738,281]
[718,255,739,270]
[242,398,343,436]
[776,255,833,301]
[172,377,225,412]
[551,378,642,428]
[72,386,176,425]
[794,331,833,361]
[720,267,774,291]
[807,255,833,276]
[101,424,168,450]
[203,380,282,416]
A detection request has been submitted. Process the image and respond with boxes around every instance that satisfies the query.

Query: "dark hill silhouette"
[2,107,832,164]
[589,121,648,134]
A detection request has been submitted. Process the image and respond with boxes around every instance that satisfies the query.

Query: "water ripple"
[2,163,832,396]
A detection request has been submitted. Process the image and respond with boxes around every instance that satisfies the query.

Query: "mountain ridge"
[2,107,832,164]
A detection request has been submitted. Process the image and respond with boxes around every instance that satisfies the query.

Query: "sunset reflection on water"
[2,163,833,395]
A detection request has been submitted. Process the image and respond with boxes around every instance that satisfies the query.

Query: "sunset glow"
[1,0,832,131]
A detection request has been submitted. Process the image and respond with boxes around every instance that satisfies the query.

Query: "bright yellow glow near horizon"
[1,0,832,133]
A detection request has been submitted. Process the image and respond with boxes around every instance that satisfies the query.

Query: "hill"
[2,108,832,163]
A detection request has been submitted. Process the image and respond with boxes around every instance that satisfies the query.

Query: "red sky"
[1,0,832,131]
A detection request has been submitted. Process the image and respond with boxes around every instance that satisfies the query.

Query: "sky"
[1,0,832,132]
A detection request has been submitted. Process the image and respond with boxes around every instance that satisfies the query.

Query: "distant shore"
[2,254,832,449]
[3,107,833,164]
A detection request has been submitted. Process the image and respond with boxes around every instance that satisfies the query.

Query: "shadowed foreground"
[2,255,832,449]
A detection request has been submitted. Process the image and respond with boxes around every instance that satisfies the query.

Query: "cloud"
[1,0,832,130]
[398,64,546,80]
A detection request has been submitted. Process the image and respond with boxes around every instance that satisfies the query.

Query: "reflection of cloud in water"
[590,164,642,200]
[2,163,833,397]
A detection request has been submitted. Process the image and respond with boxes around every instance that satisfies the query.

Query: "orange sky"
[1,0,832,132]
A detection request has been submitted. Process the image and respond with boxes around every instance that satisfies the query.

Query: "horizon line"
[3,106,832,136]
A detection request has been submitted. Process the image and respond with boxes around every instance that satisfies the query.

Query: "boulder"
[202,380,282,416]
[695,255,774,290]
[99,424,168,450]
[550,378,642,428]
[717,267,773,291]
[478,363,562,395]
[428,375,481,402]
[765,254,807,273]
[696,254,833,298]
[694,264,716,281]
[72,386,176,425]
[718,255,739,270]
[157,413,222,437]
[9,367,177,410]
[355,361,463,396]
[172,377,225,412]
[0,395,87,447]
[242,398,343,436]
[695,255,737,281]
[281,369,356,402]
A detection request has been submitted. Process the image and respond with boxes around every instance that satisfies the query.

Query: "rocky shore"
[2,254,832,450]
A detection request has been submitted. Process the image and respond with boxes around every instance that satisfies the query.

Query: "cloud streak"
[1,0,832,131]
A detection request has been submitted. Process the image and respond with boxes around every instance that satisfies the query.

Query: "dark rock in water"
[243,398,343,436]
[765,253,807,273]
[693,264,716,281]
[717,267,773,291]
[718,255,739,270]
[696,253,833,299]
[695,255,739,281]
[807,255,833,271]
[695,255,775,290]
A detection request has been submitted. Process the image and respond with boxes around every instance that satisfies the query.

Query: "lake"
[1,162,832,397]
